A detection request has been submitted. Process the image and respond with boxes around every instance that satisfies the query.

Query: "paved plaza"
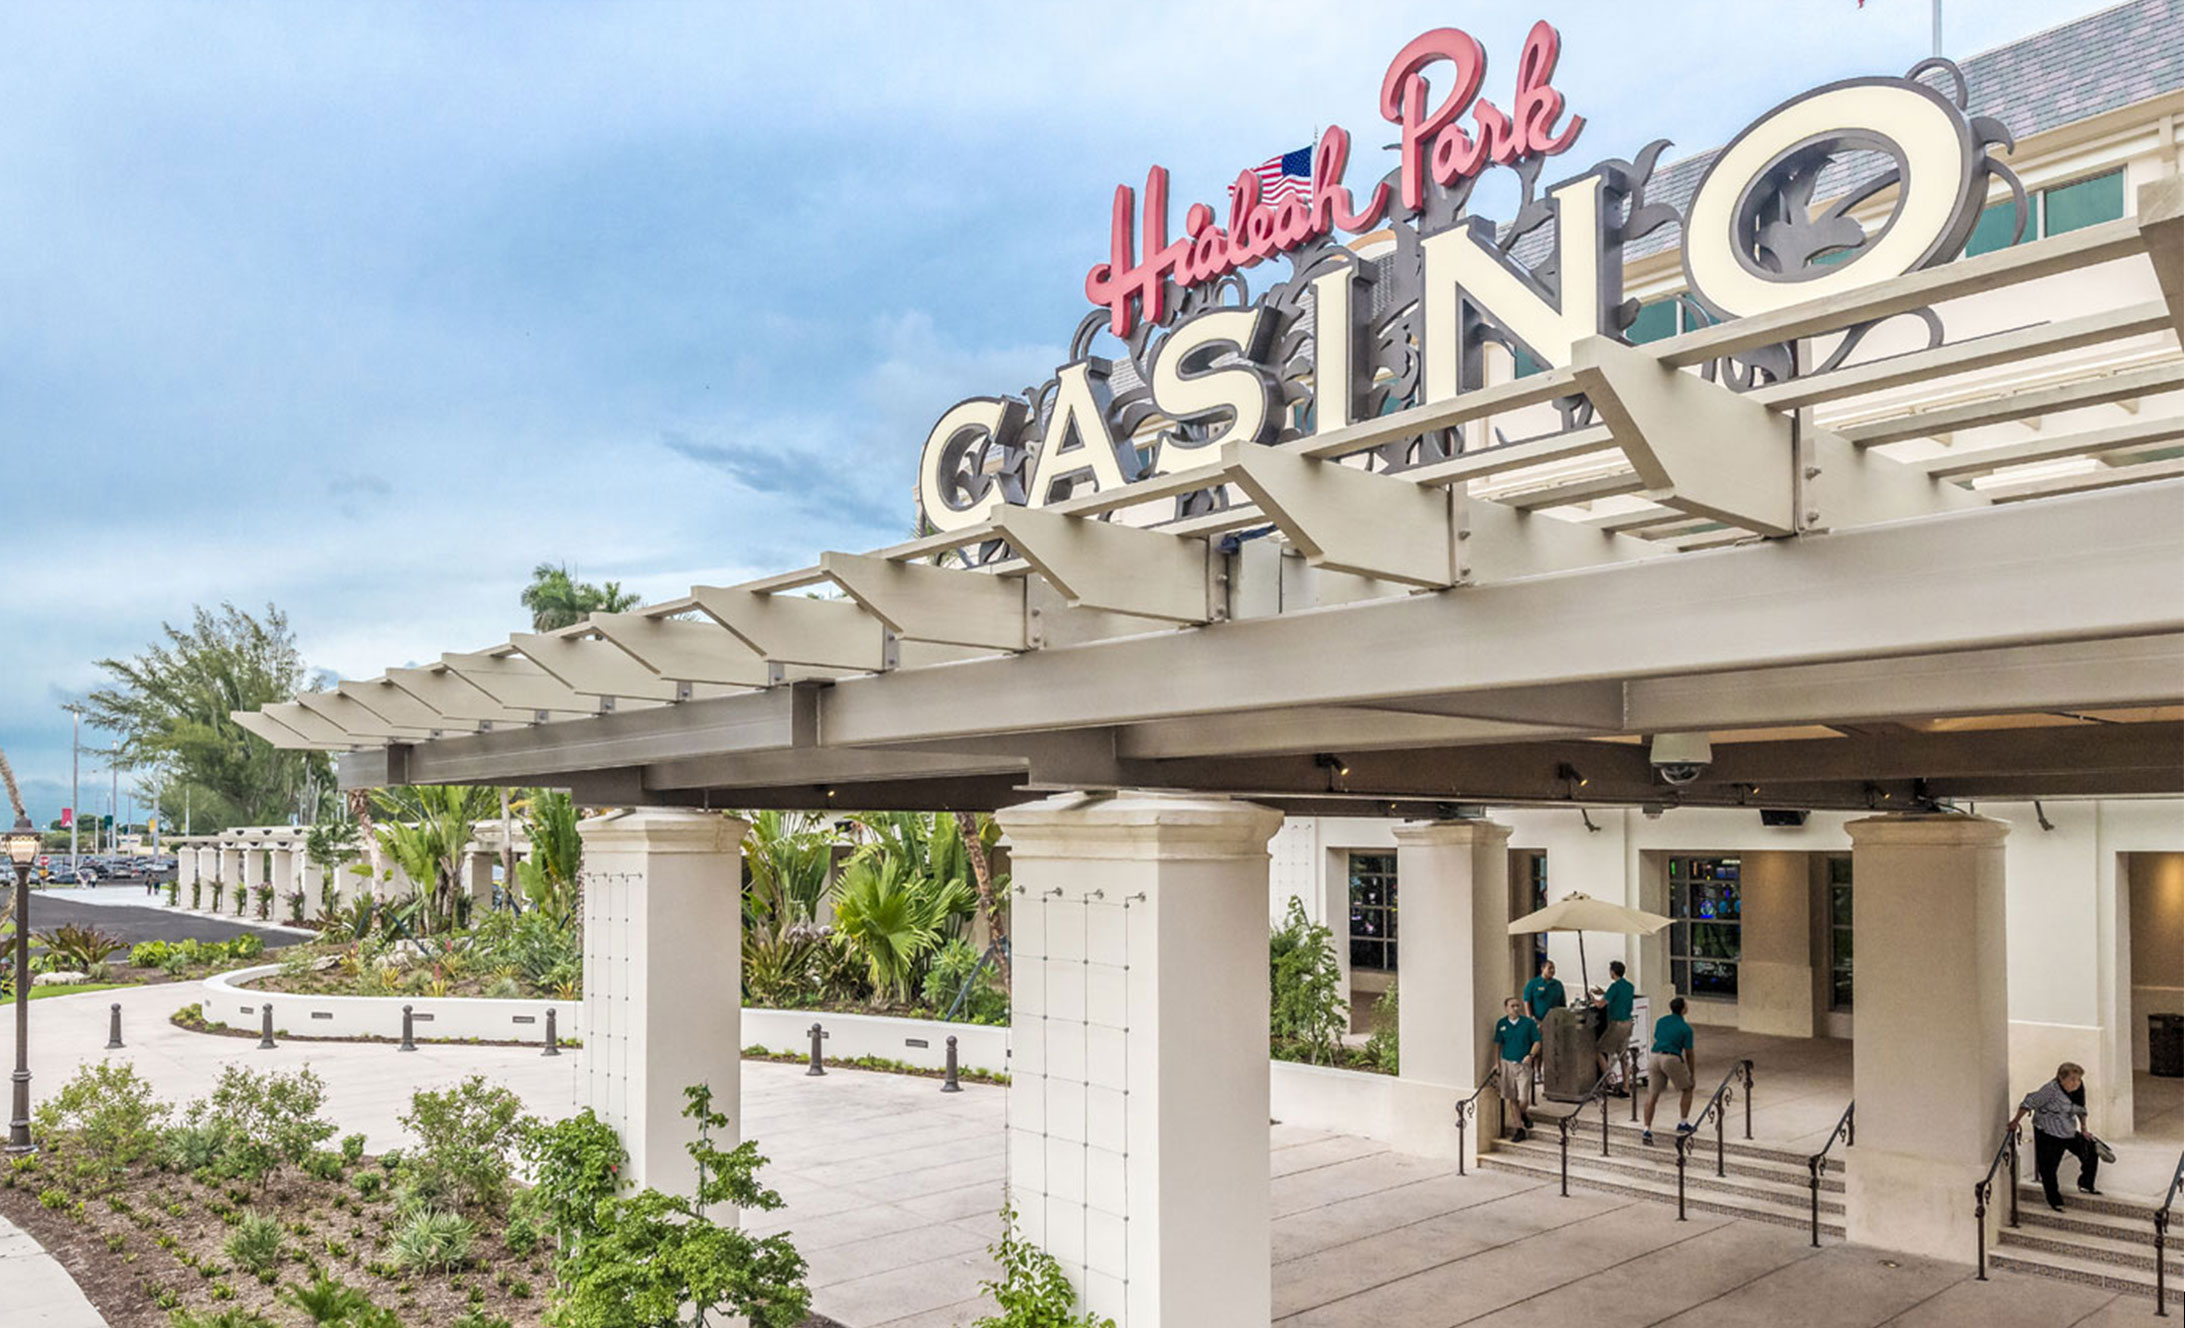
[0,976,2168,1327]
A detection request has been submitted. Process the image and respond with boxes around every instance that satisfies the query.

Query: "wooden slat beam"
[1921,415,2184,480]
[1839,361,2183,447]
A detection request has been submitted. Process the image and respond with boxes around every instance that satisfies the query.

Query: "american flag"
[1232,145,1313,205]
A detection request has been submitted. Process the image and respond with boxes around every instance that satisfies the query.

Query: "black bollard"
[941,1035,962,1093]
[542,1006,561,1058]
[106,1003,123,1051]
[806,1022,826,1076]
[258,1003,276,1050]
[399,1004,417,1052]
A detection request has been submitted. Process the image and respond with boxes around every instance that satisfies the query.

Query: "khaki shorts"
[1649,1052,1693,1092]
[1499,1060,1529,1103]
[1597,1020,1633,1055]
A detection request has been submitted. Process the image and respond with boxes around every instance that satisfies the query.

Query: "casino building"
[239,3,2184,1322]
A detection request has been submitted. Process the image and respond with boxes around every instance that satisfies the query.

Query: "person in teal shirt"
[1522,958,1566,1021]
[1492,996,1542,1141]
[1642,995,1697,1144]
[1591,960,1637,1090]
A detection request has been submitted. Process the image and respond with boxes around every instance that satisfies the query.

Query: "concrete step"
[2013,1199,2184,1251]
[1989,1244,2177,1299]
[1479,1147,1845,1240]
[1592,1114,1824,1170]
[1998,1224,2184,1277]
[1491,1131,1845,1197]
[2011,1183,2180,1224]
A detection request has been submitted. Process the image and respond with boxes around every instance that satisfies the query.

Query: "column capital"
[1390,817,1513,848]
[576,808,748,855]
[1846,812,2010,848]
[996,790,1283,861]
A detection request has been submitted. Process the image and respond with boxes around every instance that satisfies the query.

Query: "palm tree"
[371,785,497,933]
[513,789,584,923]
[0,744,22,820]
[521,563,641,631]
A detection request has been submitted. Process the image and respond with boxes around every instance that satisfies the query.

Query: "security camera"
[1649,732,1713,786]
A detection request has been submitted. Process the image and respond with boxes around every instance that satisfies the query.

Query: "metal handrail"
[1553,1069,1619,1197]
[1453,1063,1503,1177]
[1804,1100,1855,1248]
[1672,1058,1755,1221]
[2156,1152,2182,1318]
[1972,1121,2022,1281]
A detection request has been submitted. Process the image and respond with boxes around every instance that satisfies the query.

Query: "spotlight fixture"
[1314,754,1352,778]
[1555,762,1589,791]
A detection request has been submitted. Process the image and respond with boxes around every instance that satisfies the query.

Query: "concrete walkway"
[2,984,2164,1326]
[0,1212,106,1327]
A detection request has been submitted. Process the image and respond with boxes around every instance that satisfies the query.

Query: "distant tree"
[84,603,330,832]
[514,788,584,923]
[521,563,641,631]
[372,784,498,935]
[0,744,21,820]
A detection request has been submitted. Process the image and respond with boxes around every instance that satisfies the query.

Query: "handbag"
[2090,1134,2117,1165]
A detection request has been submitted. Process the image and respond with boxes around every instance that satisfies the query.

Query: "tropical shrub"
[516,789,584,923]
[1269,896,1348,1065]
[277,1271,373,1324]
[831,851,972,1005]
[921,938,1007,1025]
[1365,981,1399,1074]
[223,1212,284,1277]
[517,1107,624,1256]
[253,882,274,919]
[397,1076,533,1214]
[174,1065,337,1185]
[547,1084,808,1328]
[33,923,126,970]
[131,940,172,968]
[32,1061,169,1172]
[389,1208,475,1272]
[972,1201,1113,1328]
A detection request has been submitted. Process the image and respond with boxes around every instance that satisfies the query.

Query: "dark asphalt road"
[21,894,306,949]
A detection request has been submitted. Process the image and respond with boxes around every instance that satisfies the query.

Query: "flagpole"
[1933,0,1942,57]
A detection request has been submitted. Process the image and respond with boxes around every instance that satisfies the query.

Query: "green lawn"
[22,982,132,1003]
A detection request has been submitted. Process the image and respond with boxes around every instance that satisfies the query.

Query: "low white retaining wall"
[1269,1059,1396,1140]
[204,966,579,1045]
[743,1007,1011,1077]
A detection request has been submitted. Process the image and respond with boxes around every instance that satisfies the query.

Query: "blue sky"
[0,0,2099,824]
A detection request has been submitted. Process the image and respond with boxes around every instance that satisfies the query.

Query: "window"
[1525,852,1549,974]
[1667,855,1741,998]
[1964,198,2032,257]
[1625,299,1680,345]
[1512,347,1545,378]
[2043,169,2125,238]
[1827,856,1854,1011]
[1347,852,1398,972]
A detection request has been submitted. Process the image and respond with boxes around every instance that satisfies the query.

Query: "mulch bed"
[0,1143,850,1328]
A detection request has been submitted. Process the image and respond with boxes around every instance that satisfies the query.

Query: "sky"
[0,0,2111,826]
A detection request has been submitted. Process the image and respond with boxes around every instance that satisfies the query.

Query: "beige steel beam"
[1498,471,1648,511]
[1222,440,1456,587]
[440,652,605,716]
[590,614,773,686]
[337,679,459,734]
[1455,498,1664,580]
[265,701,372,747]
[690,586,889,671]
[818,481,2183,747]
[232,708,348,751]
[990,507,1215,624]
[1838,362,2184,447]
[1701,626,2169,725]
[509,633,737,703]
[1113,708,1585,761]
[1983,455,2185,503]
[1920,415,2185,480]
[820,551,1029,651]
[1749,302,2178,411]
[1572,335,1795,534]
[295,690,434,741]
[385,665,539,726]
[1403,426,1618,487]
[2141,177,2184,330]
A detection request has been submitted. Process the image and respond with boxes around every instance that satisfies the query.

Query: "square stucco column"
[218,848,244,909]
[578,809,746,1201]
[997,791,1284,1328]
[463,852,497,915]
[270,847,295,913]
[238,848,262,914]
[1845,814,2010,1263]
[1390,819,1513,1162]
[176,848,199,891]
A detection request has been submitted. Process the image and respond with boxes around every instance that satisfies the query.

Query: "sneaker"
[1641,1130,1654,1145]
[1676,1121,1696,1135]
[1512,1127,1528,1143]
[2079,1186,2103,1196]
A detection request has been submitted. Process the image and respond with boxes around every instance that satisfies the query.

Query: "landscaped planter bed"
[205,966,579,1046]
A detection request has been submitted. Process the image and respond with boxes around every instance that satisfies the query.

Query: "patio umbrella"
[1506,892,1672,992]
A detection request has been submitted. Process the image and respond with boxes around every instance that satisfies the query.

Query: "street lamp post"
[6,812,44,1152]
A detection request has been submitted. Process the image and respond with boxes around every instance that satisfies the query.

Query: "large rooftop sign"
[917,25,2020,536]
